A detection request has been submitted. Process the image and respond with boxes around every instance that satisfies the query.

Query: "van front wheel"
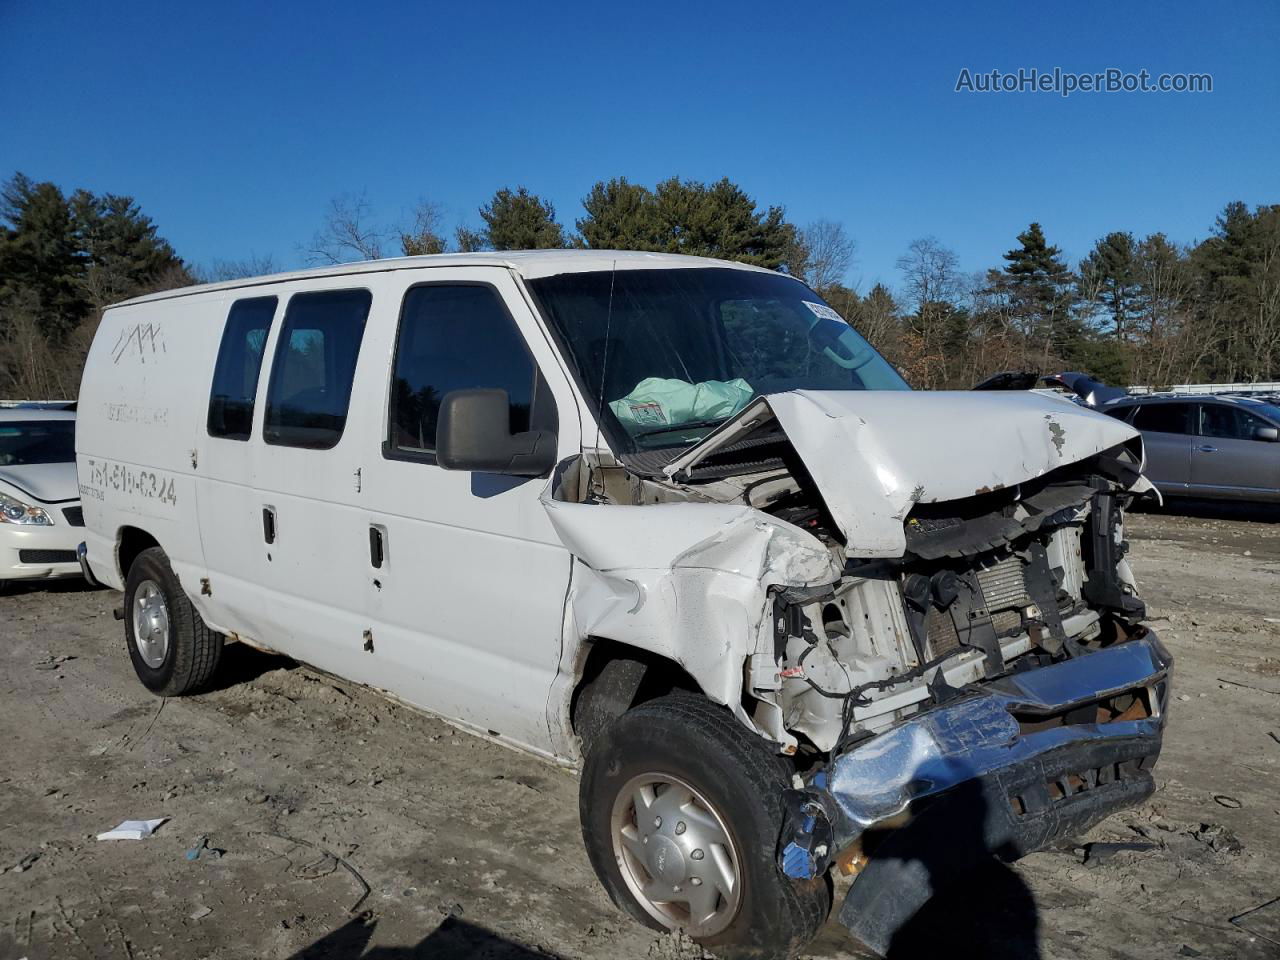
[124,546,222,696]
[580,694,830,959]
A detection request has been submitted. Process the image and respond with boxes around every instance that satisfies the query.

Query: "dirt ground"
[1,503,1278,960]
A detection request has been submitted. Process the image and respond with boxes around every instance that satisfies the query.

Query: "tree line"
[2,169,1277,398]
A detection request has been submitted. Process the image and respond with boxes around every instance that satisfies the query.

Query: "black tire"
[124,546,223,696]
[580,694,830,960]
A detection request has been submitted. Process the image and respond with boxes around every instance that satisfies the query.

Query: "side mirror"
[436,388,557,477]
[1253,425,1279,442]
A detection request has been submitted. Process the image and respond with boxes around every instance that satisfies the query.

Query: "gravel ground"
[1,504,1278,960]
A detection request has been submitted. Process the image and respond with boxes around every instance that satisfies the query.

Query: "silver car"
[1104,394,1280,502]
[0,405,85,587]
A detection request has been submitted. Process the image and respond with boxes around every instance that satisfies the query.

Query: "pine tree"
[71,190,189,309]
[576,176,800,271]
[0,173,87,341]
[1191,202,1280,380]
[988,222,1081,365]
[1079,231,1139,340]
[480,187,566,250]
[577,178,659,251]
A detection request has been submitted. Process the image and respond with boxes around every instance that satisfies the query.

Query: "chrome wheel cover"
[132,579,170,668]
[610,772,743,936]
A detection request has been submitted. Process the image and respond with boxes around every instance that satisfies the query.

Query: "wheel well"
[117,526,160,581]
[570,639,702,750]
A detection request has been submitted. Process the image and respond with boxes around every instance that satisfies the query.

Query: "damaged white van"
[78,252,1170,958]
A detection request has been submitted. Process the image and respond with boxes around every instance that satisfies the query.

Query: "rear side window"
[1131,402,1194,434]
[264,289,371,449]
[208,297,276,440]
[387,284,547,457]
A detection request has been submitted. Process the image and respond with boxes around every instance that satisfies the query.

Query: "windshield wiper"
[633,417,729,440]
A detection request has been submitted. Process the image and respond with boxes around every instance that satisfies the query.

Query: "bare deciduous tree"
[455,225,487,253]
[0,291,78,398]
[896,236,961,310]
[200,254,279,283]
[303,193,385,265]
[894,237,965,386]
[797,219,856,291]
[400,200,448,256]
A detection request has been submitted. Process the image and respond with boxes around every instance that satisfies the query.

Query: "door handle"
[1196,444,1218,453]
[369,526,385,569]
[262,506,276,544]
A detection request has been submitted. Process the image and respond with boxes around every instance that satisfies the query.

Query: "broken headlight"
[0,491,53,525]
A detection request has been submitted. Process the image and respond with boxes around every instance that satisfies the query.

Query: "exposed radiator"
[977,554,1030,611]
[919,530,1086,660]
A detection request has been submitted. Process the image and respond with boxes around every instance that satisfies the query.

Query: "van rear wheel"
[124,546,223,696]
[580,694,830,959]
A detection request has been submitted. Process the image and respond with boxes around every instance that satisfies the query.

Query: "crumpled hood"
[664,389,1141,557]
[0,462,80,504]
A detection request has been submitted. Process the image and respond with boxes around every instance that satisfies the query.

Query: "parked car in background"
[971,370,1130,408]
[1104,394,1280,502]
[0,404,85,588]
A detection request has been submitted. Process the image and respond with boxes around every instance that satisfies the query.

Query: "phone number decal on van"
[83,458,178,506]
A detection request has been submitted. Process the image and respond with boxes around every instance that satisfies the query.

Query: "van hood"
[0,462,80,504]
[663,390,1142,557]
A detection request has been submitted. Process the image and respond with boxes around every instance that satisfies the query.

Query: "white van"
[78,251,1171,958]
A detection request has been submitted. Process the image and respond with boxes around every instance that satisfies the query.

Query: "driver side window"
[386,283,556,460]
[1200,404,1268,441]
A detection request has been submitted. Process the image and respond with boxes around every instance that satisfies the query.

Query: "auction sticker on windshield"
[803,301,846,322]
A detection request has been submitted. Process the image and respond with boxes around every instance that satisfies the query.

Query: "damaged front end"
[779,630,1170,953]
[548,388,1169,953]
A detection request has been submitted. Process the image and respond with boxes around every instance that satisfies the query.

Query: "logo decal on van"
[111,323,167,365]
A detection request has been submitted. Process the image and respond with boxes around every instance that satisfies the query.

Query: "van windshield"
[528,268,909,452]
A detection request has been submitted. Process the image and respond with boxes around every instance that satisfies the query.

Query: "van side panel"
[77,297,224,590]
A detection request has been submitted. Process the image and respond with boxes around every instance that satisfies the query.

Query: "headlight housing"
[0,491,53,525]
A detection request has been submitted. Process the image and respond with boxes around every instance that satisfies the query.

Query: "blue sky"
[2,1,1276,291]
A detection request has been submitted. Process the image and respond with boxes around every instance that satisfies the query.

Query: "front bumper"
[778,631,1171,955]
[0,520,85,581]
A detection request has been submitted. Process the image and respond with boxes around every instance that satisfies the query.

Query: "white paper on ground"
[97,818,168,841]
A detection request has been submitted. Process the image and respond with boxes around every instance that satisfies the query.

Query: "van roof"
[113,250,790,308]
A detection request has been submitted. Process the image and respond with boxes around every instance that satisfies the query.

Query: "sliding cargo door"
[196,282,377,674]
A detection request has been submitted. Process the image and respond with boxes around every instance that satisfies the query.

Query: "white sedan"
[0,406,85,588]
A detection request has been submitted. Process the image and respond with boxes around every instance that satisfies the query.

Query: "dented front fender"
[543,496,840,733]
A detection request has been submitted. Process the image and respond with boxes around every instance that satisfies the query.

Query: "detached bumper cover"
[777,631,1171,954]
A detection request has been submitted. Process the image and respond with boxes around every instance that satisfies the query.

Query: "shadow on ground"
[0,576,103,596]
[843,779,1041,960]
[290,915,558,959]
[202,639,297,693]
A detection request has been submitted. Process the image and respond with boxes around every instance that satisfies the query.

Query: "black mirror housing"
[436,388,558,477]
